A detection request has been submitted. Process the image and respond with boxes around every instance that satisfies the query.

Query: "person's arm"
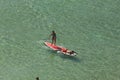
[49,33,52,40]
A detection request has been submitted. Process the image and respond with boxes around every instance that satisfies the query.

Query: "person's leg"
[52,37,54,44]
[54,38,56,44]
[52,37,56,45]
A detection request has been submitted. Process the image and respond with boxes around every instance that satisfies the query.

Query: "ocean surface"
[0,0,120,80]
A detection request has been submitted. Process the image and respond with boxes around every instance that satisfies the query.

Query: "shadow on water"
[47,49,81,63]
[47,49,59,56]
[59,54,81,63]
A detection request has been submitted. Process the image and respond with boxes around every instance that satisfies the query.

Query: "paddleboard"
[44,42,61,51]
[44,42,77,56]
[61,51,77,56]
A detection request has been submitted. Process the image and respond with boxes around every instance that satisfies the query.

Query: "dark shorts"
[52,37,56,40]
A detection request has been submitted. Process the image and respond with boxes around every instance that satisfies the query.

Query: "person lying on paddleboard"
[49,30,56,45]
[61,48,76,55]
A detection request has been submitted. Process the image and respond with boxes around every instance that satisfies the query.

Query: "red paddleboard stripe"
[44,42,61,50]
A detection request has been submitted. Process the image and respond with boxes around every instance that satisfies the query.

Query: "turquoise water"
[0,0,120,80]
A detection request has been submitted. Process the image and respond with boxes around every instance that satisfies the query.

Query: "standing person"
[49,30,56,45]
